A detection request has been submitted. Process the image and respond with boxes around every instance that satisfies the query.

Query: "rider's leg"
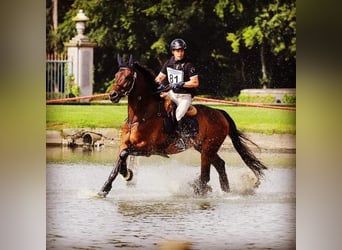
[167,92,192,150]
[174,93,192,122]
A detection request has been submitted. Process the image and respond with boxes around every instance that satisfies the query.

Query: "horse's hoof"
[254,179,261,188]
[97,191,108,198]
[193,186,212,196]
[124,169,134,181]
[221,185,230,193]
[190,179,212,196]
[206,185,213,193]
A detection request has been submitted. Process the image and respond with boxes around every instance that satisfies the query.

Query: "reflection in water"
[117,200,217,219]
[46,145,295,168]
[197,201,214,211]
[118,202,188,218]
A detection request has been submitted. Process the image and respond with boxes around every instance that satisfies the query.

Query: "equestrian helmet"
[170,38,187,51]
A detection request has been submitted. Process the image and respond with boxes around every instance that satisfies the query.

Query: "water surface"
[47,146,295,249]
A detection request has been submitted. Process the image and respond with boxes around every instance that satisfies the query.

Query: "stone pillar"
[64,10,96,102]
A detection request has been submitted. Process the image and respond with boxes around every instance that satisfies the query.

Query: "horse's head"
[109,54,137,103]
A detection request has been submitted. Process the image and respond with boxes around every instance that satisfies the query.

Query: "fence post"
[64,10,96,102]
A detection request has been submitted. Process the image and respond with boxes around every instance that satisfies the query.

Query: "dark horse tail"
[218,109,267,177]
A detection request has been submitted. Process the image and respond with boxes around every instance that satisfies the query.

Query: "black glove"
[171,81,184,89]
[156,82,167,91]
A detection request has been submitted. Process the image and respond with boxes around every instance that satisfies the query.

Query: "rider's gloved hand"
[155,82,166,91]
[171,81,184,89]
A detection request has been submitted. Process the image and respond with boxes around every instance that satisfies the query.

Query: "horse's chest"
[123,122,161,148]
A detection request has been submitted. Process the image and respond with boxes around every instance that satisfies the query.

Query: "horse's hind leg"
[212,154,230,192]
[189,148,210,195]
[191,145,220,195]
[98,149,130,197]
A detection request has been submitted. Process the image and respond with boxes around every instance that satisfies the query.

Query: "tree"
[142,0,242,96]
[47,0,296,96]
[46,0,75,53]
[55,0,236,95]
[223,0,296,88]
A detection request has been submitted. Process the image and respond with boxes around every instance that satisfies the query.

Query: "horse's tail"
[218,109,267,177]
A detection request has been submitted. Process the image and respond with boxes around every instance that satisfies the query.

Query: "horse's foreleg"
[192,153,212,196]
[212,154,230,192]
[117,149,133,181]
[98,149,129,197]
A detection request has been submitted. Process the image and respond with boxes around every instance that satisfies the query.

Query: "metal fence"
[46,53,73,100]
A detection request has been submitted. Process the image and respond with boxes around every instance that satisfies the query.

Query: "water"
[46,146,295,250]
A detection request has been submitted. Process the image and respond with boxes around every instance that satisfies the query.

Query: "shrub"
[282,94,296,104]
[238,93,275,103]
[70,84,80,97]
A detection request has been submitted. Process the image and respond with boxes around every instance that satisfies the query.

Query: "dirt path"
[244,132,295,151]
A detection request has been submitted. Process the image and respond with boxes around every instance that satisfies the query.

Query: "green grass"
[209,105,296,134]
[46,103,296,134]
[46,104,127,130]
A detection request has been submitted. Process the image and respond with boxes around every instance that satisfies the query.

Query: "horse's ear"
[128,54,134,67]
[117,54,123,67]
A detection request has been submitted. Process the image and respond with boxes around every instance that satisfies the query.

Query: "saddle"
[163,96,199,138]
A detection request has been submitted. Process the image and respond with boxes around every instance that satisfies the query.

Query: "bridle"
[110,62,168,130]
[117,67,137,97]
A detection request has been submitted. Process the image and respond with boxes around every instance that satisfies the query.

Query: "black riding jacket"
[160,56,197,96]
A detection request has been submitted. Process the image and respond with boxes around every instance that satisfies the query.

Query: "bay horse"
[98,54,267,197]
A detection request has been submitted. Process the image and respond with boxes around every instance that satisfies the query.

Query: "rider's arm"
[183,75,199,88]
[155,72,166,83]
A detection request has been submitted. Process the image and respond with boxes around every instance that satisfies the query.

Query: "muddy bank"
[46,128,295,153]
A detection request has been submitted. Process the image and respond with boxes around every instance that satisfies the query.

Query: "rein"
[126,71,137,96]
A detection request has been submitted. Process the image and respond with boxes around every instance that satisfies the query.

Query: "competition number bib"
[166,67,184,84]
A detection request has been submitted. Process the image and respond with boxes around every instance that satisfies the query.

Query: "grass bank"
[46,104,296,134]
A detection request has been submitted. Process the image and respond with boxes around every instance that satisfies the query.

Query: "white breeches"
[168,90,192,121]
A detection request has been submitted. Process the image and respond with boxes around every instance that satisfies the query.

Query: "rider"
[155,38,199,134]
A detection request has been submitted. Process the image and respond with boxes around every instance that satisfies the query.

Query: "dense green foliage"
[46,0,296,97]
[282,94,296,104]
[46,104,296,134]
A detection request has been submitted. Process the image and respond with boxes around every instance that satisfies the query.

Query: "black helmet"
[170,38,187,51]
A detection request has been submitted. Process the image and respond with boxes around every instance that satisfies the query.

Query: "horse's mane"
[133,62,163,100]
[133,62,156,86]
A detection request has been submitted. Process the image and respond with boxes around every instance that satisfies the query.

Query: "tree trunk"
[240,58,246,83]
[260,42,269,89]
[52,0,58,31]
[52,0,58,52]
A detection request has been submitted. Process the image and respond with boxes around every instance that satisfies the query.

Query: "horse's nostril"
[109,90,117,98]
[109,91,119,102]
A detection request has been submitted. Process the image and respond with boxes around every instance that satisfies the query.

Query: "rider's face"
[172,49,185,61]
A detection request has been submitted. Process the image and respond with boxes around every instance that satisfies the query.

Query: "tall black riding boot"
[178,118,191,138]
[173,119,186,150]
